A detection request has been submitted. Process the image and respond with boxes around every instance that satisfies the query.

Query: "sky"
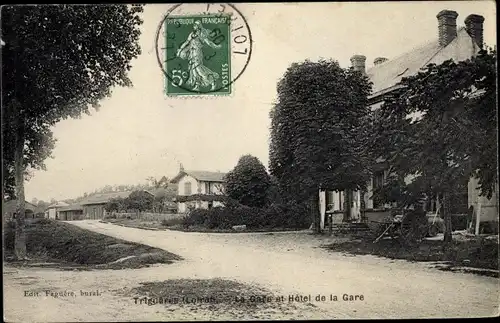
[24,1,497,202]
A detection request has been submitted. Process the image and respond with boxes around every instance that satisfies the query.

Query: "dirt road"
[4,220,499,321]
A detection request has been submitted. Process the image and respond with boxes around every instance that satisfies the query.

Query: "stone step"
[330,223,371,232]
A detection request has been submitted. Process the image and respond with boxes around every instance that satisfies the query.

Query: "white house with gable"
[170,166,226,213]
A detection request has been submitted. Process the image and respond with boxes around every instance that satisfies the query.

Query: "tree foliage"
[1,4,144,258]
[269,59,373,217]
[147,176,170,189]
[371,48,497,242]
[2,124,57,199]
[104,197,126,213]
[225,155,271,208]
[125,191,154,213]
[373,48,497,199]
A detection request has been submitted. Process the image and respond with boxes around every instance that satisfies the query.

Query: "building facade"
[170,168,226,213]
[58,204,84,221]
[319,9,498,230]
[2,200,37,220]
[45,201,70,220]
[79,190,155,219]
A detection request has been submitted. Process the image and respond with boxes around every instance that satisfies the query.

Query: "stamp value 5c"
[165,15,231,95]
[157,3,252,97]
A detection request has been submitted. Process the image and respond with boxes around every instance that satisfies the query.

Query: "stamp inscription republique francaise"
[156,3,252,96]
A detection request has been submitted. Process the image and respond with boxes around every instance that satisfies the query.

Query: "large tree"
[269,59,373,232]
[372,48,497,244]
[2,4,143,259]
[225,155,272,208]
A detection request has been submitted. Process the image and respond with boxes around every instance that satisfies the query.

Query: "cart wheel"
[427,224,439,238]
[399,222,417,246]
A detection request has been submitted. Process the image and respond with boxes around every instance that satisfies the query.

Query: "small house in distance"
[2,200,37,221]
[170,166,226,213]
[79,190,153,219]
[58,204,84,221]
[45,201,69,219]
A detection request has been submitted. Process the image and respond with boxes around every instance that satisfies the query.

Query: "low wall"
[110,212,183,221]
[326,211,344,224]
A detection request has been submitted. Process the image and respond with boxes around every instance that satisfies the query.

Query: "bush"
[264,202,310,229]
[206,207,232,229]
[182,208,209,227]
[105,213,117,219]
[160,217,184,227]
[178,202,310,230]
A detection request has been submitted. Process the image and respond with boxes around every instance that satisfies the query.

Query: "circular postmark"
[155,3,253,96]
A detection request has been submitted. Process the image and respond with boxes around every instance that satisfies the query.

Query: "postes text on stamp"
[165,15,231,95]
[156,3,252,97]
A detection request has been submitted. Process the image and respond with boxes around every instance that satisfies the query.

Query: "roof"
[170,170,227,184]
[46,201,70,209]
[367,27,480,98]
[79,191,134,205]
[58,204,83,212]
[147,186,178,197]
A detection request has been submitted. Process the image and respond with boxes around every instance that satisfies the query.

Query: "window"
[184,182,192,195]
[205,182,211,194]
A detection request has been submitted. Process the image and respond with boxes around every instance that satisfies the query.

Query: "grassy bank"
[323,235,499,275]
[4,219,182,269]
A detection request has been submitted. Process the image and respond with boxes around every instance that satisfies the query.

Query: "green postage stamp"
[164,15,232,96]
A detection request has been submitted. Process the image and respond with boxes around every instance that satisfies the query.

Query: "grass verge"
[4,218,182,270]
[102,218,169,230]
[102,218,305,234]
[323,235,498,276]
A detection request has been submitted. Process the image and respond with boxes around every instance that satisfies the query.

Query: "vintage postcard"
[2,2,498,322]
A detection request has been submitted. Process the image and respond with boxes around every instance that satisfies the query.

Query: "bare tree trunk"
[310,193,320,233]
[443,191,453,244]
[13,101,27,260]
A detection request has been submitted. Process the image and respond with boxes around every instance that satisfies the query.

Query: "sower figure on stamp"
[176,20,221,91]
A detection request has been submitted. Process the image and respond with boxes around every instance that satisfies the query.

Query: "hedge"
[182,202,310,230]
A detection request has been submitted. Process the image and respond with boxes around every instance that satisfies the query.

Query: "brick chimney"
[437,10,459,47]
[465,14,485,48]
[350,55,366,74]
[374,57,389,66]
